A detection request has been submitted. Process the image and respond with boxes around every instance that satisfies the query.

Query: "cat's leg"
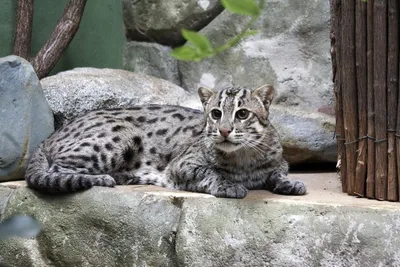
[167,157,248,198]
[197,174,248,198]
[109,172,141,185]
[265,169,307,195]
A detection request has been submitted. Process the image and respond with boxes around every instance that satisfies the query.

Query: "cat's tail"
[25,144,115,193]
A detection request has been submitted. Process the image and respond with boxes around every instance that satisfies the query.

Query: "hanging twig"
[30,0,87,78]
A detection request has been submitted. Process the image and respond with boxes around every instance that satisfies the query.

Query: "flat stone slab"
[1,173,400,267]
[2,172,398,208]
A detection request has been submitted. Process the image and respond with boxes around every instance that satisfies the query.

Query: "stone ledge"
[2,172,399,209]
[1,173,400,267]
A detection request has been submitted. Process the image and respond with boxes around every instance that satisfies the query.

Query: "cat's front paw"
[211,183,248,199]
[273,180,307,195]
[93,175,116,187]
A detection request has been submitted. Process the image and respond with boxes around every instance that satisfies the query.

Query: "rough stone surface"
[123,41,181,86]
[178,0,333,113]
[176,200,400,267]
[122,0,223,46]
[0,187,13,218]
[270,106,336,164]
[0,187,181,267]
[40,67,191,129]
[119,0,336,163]
[1,173,400,267]
[0,56,54,181]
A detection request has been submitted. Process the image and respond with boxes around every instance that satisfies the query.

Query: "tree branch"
[31,0,87,79]
[13,0,34,59]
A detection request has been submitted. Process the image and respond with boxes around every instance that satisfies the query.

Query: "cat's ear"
[198,87,215,107]
[252,84,275,108]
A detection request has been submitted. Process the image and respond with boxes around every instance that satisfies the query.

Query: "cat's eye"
[211,109,222,120]
[236,109,250,120]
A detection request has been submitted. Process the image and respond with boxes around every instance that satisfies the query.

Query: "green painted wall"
[0,1,16,55]
[0,0,124,76]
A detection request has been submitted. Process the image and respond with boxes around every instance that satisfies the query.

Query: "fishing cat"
[25,84,306,198]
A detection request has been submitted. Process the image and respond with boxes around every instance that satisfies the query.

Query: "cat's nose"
[219,128,232,137]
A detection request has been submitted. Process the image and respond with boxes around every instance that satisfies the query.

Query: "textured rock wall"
[123,0,333,113]
[1,183,400,267]
[122,0,336,164]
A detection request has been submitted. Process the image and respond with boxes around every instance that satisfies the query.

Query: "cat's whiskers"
[241,139,270,155]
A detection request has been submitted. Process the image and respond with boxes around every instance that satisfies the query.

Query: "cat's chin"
[215,141,242,153]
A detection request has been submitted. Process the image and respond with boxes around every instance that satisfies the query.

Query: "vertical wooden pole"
[395,3,400,203]
[354,0,368,197]
[373,0,388,201]
[387,0,398,201]
[366,0,375,199]
[397,70,400,201]
[341,0,358,195]
[331,0,347,192]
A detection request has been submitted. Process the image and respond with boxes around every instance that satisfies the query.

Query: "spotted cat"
[25,84,306,198]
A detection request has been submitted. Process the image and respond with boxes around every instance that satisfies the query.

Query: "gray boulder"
[122,0,223,46]
[0,56,54,181]
[118,0,336,163]
[270,106,336,164]
[40,68,191,128]
[179,0,333,112]
[41,67,335,164]
[123,41,180,86]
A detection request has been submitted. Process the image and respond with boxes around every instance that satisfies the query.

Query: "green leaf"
[0,215,41,240]
[181,29,213,53]
[242,29,260,38]
[221,0,260,16]
[170,46,199,61]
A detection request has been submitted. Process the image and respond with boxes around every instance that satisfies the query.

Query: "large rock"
[2,174,400,267]
[176,199,400,267]
[179,0,333,113]
[41,68,334,164]
[122,0,224,46]
[270,106,336,164]
[0,186,182,267]
[123,41,181,86]
[40,68,191,128]
[119,0,336,163]
[0,56,54,181]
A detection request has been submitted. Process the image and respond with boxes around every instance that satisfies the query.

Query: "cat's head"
[198,85,275,153]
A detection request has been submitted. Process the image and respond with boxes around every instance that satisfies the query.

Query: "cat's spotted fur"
[25,85,306,198]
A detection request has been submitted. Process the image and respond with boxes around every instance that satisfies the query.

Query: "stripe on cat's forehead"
[217,87,249,107]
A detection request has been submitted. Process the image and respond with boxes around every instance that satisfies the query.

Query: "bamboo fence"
[330,0,399,201]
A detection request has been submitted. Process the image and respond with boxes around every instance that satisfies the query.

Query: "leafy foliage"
[221,0,261,16]
[171,0,265,61]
